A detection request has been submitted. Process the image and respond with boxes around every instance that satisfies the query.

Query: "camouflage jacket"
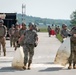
[24,30,38,45]
[0,25,7,37]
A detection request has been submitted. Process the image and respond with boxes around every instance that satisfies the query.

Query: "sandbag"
[54,37,71,66]
[12,46,24,69]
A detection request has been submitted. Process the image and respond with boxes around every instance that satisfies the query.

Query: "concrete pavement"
[0,32,76,75]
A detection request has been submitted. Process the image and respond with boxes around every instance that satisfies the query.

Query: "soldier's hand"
[73,34,76,37]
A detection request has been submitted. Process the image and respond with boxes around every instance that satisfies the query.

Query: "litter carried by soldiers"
[54,37,71,66]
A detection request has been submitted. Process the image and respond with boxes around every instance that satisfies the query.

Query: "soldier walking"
[13,23,20,50]
[8,24,15,47]
[47,25,51,37]
[0,19,7,56]
[20,23,38,70]
[19,23,27,46]
[61,24,69,42]
[68,26,76,69]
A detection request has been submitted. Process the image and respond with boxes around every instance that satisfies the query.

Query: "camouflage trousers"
[68,42,76,65]
[23,44,34,65]
[10,36,14,47]
[0,37,6,56]
[13,37,19,50]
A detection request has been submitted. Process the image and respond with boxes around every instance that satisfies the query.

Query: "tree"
[70,10,76,26]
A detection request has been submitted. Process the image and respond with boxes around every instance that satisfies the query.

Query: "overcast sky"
[0,0,76,20]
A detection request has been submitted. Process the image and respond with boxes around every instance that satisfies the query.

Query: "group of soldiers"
[47,25,60,37]
[47,24,76,69]
[10,22,38,70]
[0,19,38,70]
[60,24,76,69]
[1,18,76,69]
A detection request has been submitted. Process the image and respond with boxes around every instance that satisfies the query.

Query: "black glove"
[68,34,72,37]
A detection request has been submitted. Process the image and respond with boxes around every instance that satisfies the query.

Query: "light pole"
[22,4,26,23]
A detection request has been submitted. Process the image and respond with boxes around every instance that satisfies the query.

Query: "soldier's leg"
[13,38,15,47]
[68,43,74,69]
[1,38,6,56]
[68,53,72,69]
[12,37,15,47]
[28,45,34,69]
[14,39,18,50]
[73,46,76,69]
[0,43,1,55]
[23,45,28,69]
[10,36,12,47]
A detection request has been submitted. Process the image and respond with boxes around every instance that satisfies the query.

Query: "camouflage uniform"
[23,29,38,69]
[0,24,7,56]
[19,28,26,46]
[13,27,20,50]
[68,27,76,69]
[61,24,69,42]
[9,26,15,47]
[47,26,51,37]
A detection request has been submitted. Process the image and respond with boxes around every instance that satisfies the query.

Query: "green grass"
[39,28,47,32]
[56,34,63,42]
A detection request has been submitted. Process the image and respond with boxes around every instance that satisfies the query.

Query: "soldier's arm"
[34,32,38,41]
[8,28,11,37]
[3,25,7,37]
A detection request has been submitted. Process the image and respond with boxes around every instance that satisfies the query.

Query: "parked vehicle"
[0,13,17,39]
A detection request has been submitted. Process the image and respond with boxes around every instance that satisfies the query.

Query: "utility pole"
[22,4,26,23]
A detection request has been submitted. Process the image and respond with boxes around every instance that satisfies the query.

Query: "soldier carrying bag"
[71,28,76,44]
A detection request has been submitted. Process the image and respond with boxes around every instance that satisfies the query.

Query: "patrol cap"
[0,19,4,24]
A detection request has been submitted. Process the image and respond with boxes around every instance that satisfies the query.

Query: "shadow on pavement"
[44,62,54,64]
[39,67,62,72]
[0,67,23,72]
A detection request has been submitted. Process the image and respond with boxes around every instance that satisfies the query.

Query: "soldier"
[55,26,60,35]
[19,23,27,46]
[13,23,20,50]
[47,25,51,37]
[68,26,76,69]
[0,19,7,56]
[61,24,69,42]
[8,24,15,47]
[20,23,38,70]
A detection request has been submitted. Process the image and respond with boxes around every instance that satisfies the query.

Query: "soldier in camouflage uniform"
[68,26,76,69]
[8,24,15,47]
[61,24,69,42]
[19,23,27,46]
[0,19,7,56]
[20,23,38,70]
[13,23,20,50]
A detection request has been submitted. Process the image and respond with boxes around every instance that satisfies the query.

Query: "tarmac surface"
[0,32,76,75]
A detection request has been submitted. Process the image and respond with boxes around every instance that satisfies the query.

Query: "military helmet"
[28,22,34,27]
[22,22,26,26]
[0,19,4,24]
[62,24,67,28]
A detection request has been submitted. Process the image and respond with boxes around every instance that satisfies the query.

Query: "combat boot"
[27,63,31,70]
[23,66,26,70]
[22,64,26,70]
[73,66,76,69]
[68,66,72,69]
[73,62,76,69]
[4,52,6,56]
[68,62,72,69]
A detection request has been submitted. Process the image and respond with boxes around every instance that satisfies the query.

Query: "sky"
[0,0,76,20]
